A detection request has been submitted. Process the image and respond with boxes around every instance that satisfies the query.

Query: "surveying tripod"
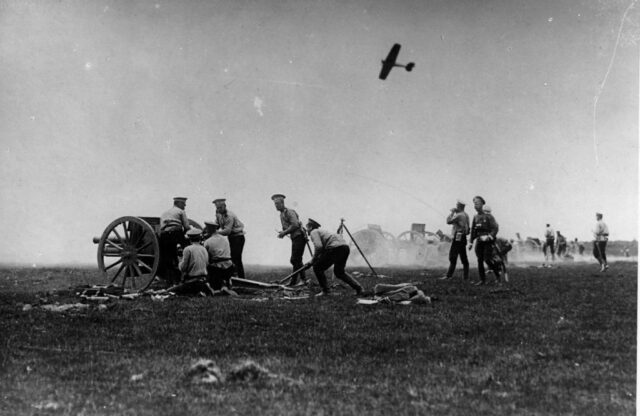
[337,218,379,278]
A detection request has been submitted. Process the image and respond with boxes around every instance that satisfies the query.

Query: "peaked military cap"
[271,194,286,201]
[186,228,202,238]
[307,218,321,228]
[212,198,226,204]
[173,197,188,202]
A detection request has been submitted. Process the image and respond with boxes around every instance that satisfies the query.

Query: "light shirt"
[544,226,555,240]
[593,220,609,241]
[160,206,190,232]
[446,210,470,238]
[216,210,245,237]
[309,228,348,259]
[280,208,303,239]
[204,234,233,269]
[179,244,208,277]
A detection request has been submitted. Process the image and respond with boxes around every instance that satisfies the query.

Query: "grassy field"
[0,261,636,415]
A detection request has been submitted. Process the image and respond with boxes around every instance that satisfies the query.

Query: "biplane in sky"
[379,43,415,80]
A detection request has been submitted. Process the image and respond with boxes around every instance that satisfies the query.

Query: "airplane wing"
[385,43,401,63]
[379,62,393,80]
[379,43,401,80]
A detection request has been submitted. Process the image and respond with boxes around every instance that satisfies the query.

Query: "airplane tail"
[406,62,415,72]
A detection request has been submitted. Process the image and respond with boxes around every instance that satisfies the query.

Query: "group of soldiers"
[156,197,244,293]
[441,197,612,283]
[542,215,609,271]
[155,194,612,295]
[156,194,364,297]
[439,196,510,286]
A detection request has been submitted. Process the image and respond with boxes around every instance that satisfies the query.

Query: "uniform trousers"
[158,229,184,284]
[289,234,307,285]
[207,265,233,290]
[543,238,555,260]
[593,241,608,265]
[475,240,502,282]
[228,234,245,279]
[312,245,362,294]
[446,238,469,279]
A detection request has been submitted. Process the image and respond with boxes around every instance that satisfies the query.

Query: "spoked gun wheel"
[96,216,159,292]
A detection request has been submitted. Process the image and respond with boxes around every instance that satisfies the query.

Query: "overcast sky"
[0,0,637,266]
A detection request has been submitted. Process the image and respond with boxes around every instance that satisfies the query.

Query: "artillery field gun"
[92,216,202,291]
[347,223,451,267]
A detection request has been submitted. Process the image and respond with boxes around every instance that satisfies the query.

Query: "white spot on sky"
[543,82,548,86]
[254,97,264,117]
[103,6,109,13]
[85,62,92,70]
[155,3,160,9]
[220,130,224,135]
[289,60,293,64]
[548,17,553,22]
[528,182,535,191]
[224,68,229,73]
[30,115,35,121]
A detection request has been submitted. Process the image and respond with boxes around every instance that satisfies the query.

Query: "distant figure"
[213,198,246,279]
[556,231,567,258]
[469,197,502,285]
[543,224,556,263]
[569,238,578,255]
[203,220,234,290]
[272,194,307,286]
[178,228,208,283]
[440,199,470,281]
[578,239,585,256]
[592,212,609,272]
[159,197,191,284]
[305,218,363,297]
[493,236,513,282]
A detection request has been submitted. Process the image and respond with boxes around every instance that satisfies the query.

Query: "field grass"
[0,261,636,415]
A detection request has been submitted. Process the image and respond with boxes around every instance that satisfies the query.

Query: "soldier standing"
[592,212,609,272]
[440,199,470,281]
[272,194,307,286]
[556,231,568,258]
[213,198,246,279]
[468,196,502,285]
[159,197,191,284]
[543,224,556,264]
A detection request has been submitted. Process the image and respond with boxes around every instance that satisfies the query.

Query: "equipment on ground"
[92,216,202,291]
[273,264,312,285]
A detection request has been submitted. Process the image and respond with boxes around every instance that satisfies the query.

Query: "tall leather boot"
[315,270,329,293]
[338,273,363,295]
